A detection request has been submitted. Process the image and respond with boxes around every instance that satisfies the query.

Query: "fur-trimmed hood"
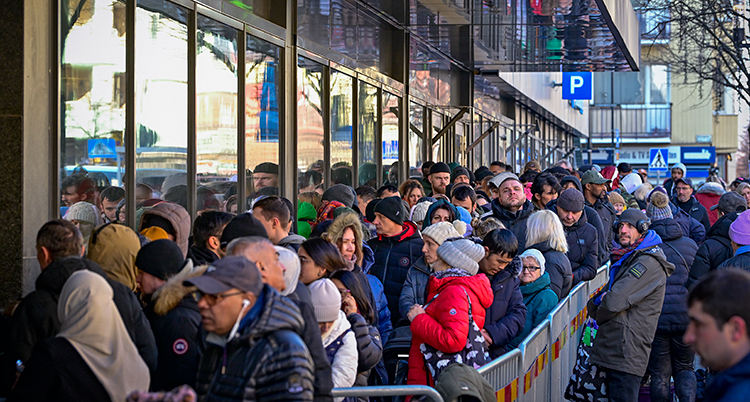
[697,181,726,196]
[153,260,207,316]
[322,211,364,267]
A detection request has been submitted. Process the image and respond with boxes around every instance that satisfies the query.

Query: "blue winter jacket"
[705,352,750,402]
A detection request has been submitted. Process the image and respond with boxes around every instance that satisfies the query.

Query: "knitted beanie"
[519,248,547,276]
[646,191,673,221]
[135,239,185,281]
[65,202,98,226]
[410,201,433,223]
[308,279,341,323]
[608,191,625,206]
[374,196,405,226]
[322,184,355,208]
[437,238,485,275]
[422,222,462,246]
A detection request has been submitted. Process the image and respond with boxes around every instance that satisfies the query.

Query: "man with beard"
[427,162,451,197]
[483,172,534,251]
[582,170,617,255]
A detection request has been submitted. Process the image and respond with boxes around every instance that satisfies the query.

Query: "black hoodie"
[485,198,535,251]
[548,201,600,286]
[560,175,609,265]
[688,212,739,288]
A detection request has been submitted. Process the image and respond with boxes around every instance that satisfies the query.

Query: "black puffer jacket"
[560,176,609,265]
[482,257,527,359]
[347,313,382,387]
[670,203,706,244]
[587,198,617,258]
[718,250,750,271]
[195,285,314,402]
[674,196,711,233]
[7,257,157,371]
[485,198,535,251]
[549,202,599,287]
[367,221,424,325]
[528,241,573,299]
[650,218,698,333]
[688,212,738,289]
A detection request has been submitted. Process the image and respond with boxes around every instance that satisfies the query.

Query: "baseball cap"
[675,177,693,187]
[489,172,520,188]
[580,170,611,186]
[184,256,263,296]
[711,192,748,213]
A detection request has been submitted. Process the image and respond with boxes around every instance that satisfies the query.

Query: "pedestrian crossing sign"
[649,148,669,172]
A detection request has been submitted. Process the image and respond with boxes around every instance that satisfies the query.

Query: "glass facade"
[297,57,326,193]
[382,92,400,185]
[330,71,354,186]
[358,81,378,187]
[409,102,425,176]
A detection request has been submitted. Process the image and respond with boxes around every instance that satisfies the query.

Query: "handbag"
[420,288,490,382]
[565,318,608,401]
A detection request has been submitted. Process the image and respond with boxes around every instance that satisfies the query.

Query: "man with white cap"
[483,172,535,251]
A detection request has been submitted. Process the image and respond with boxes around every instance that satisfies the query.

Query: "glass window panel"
[135,0,188,212]
[473,115,482,169]
[60,0,126,220]
[358,81,378,187]
[246,35,281,202]
[409,102,424,177]
[649,65,670,104]
[298,57,326,194]
[196,16,238,212]
[382,92,400,185]
[455,122,464,167]
[330,0,357,60]
[432,112,443,162]
[330,71,354,186]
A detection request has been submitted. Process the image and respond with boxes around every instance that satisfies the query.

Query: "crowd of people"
[4,159,750,402]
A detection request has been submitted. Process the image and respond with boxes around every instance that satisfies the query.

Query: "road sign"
[88,138,116,159]
[562,72,592,100]
[681,146,716,164]
[649,148,669,172]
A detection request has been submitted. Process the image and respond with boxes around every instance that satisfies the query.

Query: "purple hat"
[647,186,669,203]
[730,210,750,246]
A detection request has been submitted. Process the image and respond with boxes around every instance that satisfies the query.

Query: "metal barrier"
[588,264,610,298]
[518,321,551,402]
[478,349,521,400]
[546,298,570,402]
[331,386,444,402]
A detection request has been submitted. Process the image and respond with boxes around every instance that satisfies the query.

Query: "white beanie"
[519,248,546,276]
[620,173,643,194]
[308,279,340,323]
[275,246,299,297]
[410,201,433,223]
[65,201,98,226]
[422,221,463,246]
[437,238,485,275]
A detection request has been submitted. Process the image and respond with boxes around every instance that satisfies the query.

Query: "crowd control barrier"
[331,386,444,402]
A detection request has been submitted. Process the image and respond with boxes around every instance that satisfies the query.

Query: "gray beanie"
[422,221,462,246]
[308,279,341,323]
[322,184,356,208]
[65,201,98,226]
[411,201,433,223]
[437,237,485,275]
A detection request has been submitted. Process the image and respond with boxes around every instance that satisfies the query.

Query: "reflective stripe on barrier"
[331,386,444,402]
[478,349,521,401]
[519,321,550,402]
[546,298,570,402]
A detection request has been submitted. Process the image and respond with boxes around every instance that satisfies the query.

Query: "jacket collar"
[377,221,419,242]
[520,272,551,296]
[490,198,534,223]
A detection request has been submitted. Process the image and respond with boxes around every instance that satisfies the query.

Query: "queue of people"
[4,159,750,402]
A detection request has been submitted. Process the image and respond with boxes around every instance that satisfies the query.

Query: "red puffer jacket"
[407,272,494,386]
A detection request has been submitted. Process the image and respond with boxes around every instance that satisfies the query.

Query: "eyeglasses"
[192,290,244,305]
[522,265,540,272]
[338,288,351,299]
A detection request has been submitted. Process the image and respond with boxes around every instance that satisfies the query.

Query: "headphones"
[613,217,650,235]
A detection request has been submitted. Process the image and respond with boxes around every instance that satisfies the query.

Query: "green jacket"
[507,272,558,349]
[419,178,432,197]
[296,201,317,238]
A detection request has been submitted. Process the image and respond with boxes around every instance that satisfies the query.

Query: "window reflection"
[358,82,378,187]
[455,122,465,166]
[409,102,424,177]
[196,16,238,212]
[382,92,399,186]
[432,112,443,162]
[246,35,281,201]
[298,57,326,194]
[135,1,189,206]
[60,0,125,219]
[330,71,354,186]
[473,116,482,169]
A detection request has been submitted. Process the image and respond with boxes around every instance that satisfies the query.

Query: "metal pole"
[611,70,615,166]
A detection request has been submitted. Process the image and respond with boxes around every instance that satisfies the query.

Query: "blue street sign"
[562,72,593,100]
[87,138,117,159]
[680,146,716,165]
[591,149,612,165]
[649,148,669,172]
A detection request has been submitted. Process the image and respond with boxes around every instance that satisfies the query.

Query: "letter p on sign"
[562,72,592,100]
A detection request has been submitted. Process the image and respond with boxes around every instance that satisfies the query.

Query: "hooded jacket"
[717,248,750,271]
[399,256,431,323]
[278,234,306,252]
[346,313,382,388]
[548,202,599,286]
[322,311,358,391]
[507,272,558,349]
[482,257,527,358]
[705,351,750,402]
[7,257,157,372]
[689,212,739,288]
[140,202,191,258]
[187,245,220,266]
[673,195,711,233]
[527,240,573,299]
[422,200,458,230]
[560,176,610,263]
[649,218,697,333]
[86,223,141,291]
[407,273,494,386]
[484,198,535,251]
[367,221,424,325]
[145,262,206,391]
[297,201,317,239]
[695,182,725,226]
[195,285,315,402]
[670,202,707,244]
[588,231,675,377]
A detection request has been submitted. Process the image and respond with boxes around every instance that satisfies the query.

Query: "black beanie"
[374,196,405,226]
[366,198,381,223]
[451,166,470,183]
[220,212,269,247]
[136,239,185,280]
[254,162,279,175]
[430,162,451,175]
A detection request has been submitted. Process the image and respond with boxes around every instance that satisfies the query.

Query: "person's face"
[535,185,558,208]
[557,206,583,227]
[136,271,166,295]
[422,166,431,178]
[587,182,606,199]
[298,247,326,285]
[742,188,750,205]
[422,236,440,265]
[490,165,503,175]
[197,288,249,335]
[499,180,525,210]
[684,301,740,372]
[618,222,642,247]
[671,168,684,181]
[228,203,238,214]
[331,278,356,313]
[61,186,81,207]
[100,198,121,221]
[454,175,470,185]
[451,197,475,213]
[241,245,286,292]
[613,202,625,215]
[373,212,402,236]
[431,208,452,225]
[405,188,423,208]
[357,196,370,214]
[562,182,577,191]
[479,251,514,276]
[519,256,542,285]
[252,208,278,240]
[429,173,451,194]
[675,183,693,203]
[254,173,278,190]
[338,227,357,262]
[136,187,151,204]
[319,321,335,334]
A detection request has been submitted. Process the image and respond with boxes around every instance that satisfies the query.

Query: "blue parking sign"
[562,72,592,100]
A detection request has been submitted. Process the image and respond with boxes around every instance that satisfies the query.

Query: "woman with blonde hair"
[525,209,572,298]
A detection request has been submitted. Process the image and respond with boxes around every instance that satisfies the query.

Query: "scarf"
[432,268,472,279]
[314,200,345,227]
[610,235,646,264]
[57,271,150,402]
